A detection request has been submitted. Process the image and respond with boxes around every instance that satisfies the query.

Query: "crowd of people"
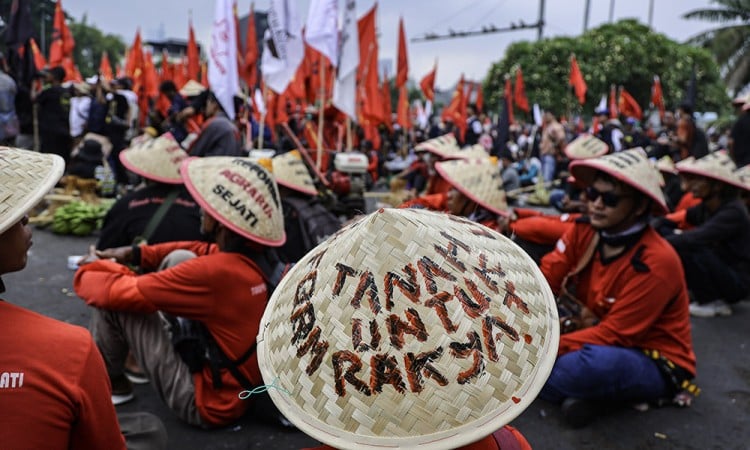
[2,58,750,449]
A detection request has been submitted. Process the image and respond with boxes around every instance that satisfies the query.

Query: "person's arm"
[69,338,127,450]
[666,203,745,250]
[611,129,623,152]
[539,225,583,295]
[558,268,680,355]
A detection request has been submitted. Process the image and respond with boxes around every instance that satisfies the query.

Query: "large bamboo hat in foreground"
[257,208,559,450]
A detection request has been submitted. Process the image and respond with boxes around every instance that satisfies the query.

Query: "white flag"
[533,103,543,127]
[332,0,358,120]
[305,0,338,67]
[208,0,240,120]
[261,0,304,94]
[253,88,266,115]
[596,94,607,114]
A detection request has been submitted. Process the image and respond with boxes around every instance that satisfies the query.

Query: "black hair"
[159,80,177,94]
[49,66,66,82]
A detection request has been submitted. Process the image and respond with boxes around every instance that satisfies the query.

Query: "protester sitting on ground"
[0,148,127,448]
[96,133,202,251]
[411,133,487,195]
[659,151,750,318]
[188,91,243,157]
[272,150,341,263]
[538,148,697,428]
[399,157,509,231]
[256,208,558,450]
[74,156,288,428]
[499,148,521,191]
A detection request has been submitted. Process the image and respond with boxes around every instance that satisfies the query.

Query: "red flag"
[357,4,385,124]
[160,50,172,82]
[504,77,515,125]
[396,17,408,88]
[143,51,159,98]
[609,84,619,119]
[569,55,587,105]
[397,85,410,129]
[125,30,144,83]
[99,51,113,81]
[514,67,529,113]
[651,75,665,119]
[48,0,75,67]
[187,21,200,81]
[62,58,80,82]
[29,38,47,71]
[241,4,259,90]
[381,76,393,132]
[618,87,642,120]
[419,62,437,101]
[475,83,484,114]
[442,75,467,141]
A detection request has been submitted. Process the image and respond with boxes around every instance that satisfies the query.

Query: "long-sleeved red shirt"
[74,241,269,426]
[0,301,125,449]
[540,223,696,376]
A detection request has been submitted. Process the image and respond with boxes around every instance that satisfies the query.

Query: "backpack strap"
[132,188,180,245]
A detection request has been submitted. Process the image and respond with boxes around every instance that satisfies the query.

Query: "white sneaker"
[689,300,732,318]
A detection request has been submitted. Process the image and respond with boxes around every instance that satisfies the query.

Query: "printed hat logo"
[564,134,609,160]
[435,159,509,216]
[119,134,188,184]
[272,150,318,196]
[257,208,558,450]
[570,147,668,214]
[180,156,286,246]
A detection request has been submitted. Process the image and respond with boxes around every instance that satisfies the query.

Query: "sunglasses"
[585,186,630,208]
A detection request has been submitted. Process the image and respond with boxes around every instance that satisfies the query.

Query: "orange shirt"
[74,241,269,426]
[510,212,581,245]
[540,223,696,375]
[0,301,125,449]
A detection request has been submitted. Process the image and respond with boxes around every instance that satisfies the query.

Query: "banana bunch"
[52,201,112,236]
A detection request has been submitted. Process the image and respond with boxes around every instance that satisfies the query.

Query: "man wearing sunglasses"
[537,148,696,428]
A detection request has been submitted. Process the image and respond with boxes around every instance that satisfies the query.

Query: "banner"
[332,0,358,119]
[261,0,305,94]
[209,0,240,119]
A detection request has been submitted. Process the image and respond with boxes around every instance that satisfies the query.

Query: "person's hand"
[76,245,100,267]
[95,245,134,264]
[496,210,517,234]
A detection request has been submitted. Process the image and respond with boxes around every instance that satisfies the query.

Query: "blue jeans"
[541,154,556,182]
[540,344,668,404]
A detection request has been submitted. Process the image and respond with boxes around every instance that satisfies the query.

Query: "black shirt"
[36,84,70,136]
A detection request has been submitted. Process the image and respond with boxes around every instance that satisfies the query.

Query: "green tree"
[683,0,750,95]
[484,20,728,119]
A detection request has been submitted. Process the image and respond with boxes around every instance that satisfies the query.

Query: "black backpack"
[283,196,342,252]
[691,126,709,159]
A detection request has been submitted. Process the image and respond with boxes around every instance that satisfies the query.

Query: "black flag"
[4,0,35,87]
[492,94,511,158]
[682,65,697,111]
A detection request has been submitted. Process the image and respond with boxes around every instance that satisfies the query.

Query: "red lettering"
[352,270,381,314]
[454,279,491,318]
[482,315,520,362]
[473,253,505,294]
[503,281,529,314]
[386,308,428,350]
[384,263,421,311]
[351,318,381,352]
[424,291,458,333]
[290,302,316,345]
[332,350,371,397]
[449,331,485,384]
[418,256,456,294]
[295,326,329,375]
[434,232,470,272]
[332,263,357,296]
[370,353,406,394]
[293,271,317,306]
[404,348,448,393]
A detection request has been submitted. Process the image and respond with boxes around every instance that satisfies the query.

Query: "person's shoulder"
[1,302,93,349]
[634,228,683,269]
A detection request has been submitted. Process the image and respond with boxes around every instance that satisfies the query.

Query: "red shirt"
[0,301,125,449]
[540,223,696,375]
[510,210,581,245]
[74,241,269,426]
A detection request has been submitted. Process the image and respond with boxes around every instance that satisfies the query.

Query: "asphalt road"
[4,228,749,450]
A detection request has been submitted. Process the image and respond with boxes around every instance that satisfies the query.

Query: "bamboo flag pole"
[346,116,352,151]
[316,54,325,170]
[258,84,268,150]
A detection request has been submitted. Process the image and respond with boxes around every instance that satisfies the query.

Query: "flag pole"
[317,53,325,170]
[346,116,352,151]
[258,83,267,150]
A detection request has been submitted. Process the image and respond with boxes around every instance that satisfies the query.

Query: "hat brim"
[676,166,748,190]
[0,149,65,234]
[435,160,509,216]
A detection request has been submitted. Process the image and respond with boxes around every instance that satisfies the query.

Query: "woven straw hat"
[564,134,609,160]
[569,147,668,214]
[180,156,286,246]
[675,150,745,190]
[414,133,460,158]
[655,155,677,175]
[457,144,490,161]
[179,79,206,97]
[435,159,508,216]
[272,150,318,196]
[0,148,65,234]
[257,208,558,450]
[119,134,188,184]
[734,164,750,191]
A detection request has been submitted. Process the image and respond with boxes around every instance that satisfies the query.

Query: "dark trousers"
[676,246,747,304]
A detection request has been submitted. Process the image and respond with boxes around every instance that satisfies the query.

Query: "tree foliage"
[484,20,729,119]
[0,0,125,78]
[683,0,750,95]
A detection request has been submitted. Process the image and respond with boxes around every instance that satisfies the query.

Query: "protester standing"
[34,66,71,162]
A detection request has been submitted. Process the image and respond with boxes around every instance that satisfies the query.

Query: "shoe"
[124,368,150,385]
[110,374,135,406]
[561,397,602,428]
[689,300,732,318]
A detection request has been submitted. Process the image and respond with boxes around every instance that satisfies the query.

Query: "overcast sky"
[63,0,719,90]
